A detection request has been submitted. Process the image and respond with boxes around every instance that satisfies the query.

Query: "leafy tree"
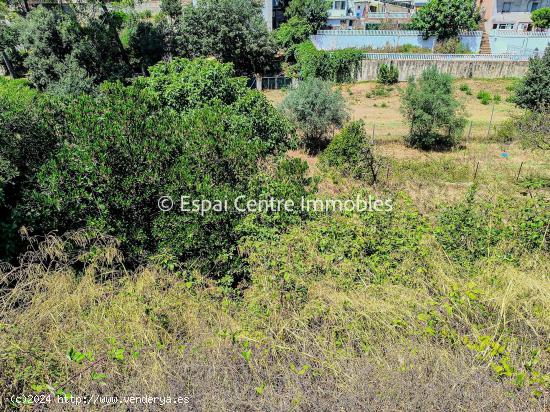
[0,3,18,77]
[514,47,550,111]
[176,0,276,74]
[160,0,183,21]
[285,0,330,31]
[16,6,131,95]
[531,7,550,28]
[139,58,292,152]
[401,66,466,150]
[274,16,314,61]
[321,120,382,183]
[122,15,165,75]
[410,0,481,40]
[19,59,294,280]
[281,77,348,151]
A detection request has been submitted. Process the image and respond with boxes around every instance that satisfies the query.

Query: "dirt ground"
[265,79,549,212]
[264,78,521,142]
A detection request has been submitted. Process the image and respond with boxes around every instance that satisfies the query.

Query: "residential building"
[478,0,550,32]
[327,0,415,28]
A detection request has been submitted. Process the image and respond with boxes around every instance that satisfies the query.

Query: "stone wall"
[358,58,529,81]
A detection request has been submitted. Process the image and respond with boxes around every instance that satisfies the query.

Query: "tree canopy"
[284,0,330,31]
[410,0,481,40]
[176,0,276,74]
[531,7,550,28]
[514,47,550,111]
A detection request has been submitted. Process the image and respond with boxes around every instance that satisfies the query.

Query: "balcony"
[366,12,414,19]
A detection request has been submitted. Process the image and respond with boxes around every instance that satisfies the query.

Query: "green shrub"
[19,59,295,281]
[514,47,550,111]
[459,83,472,95]
[320,120,382,183]
[493,94,501,103]
[280,77,348,151]
[401,66,466,150]
[495,118,518,144]
[436,186,550,264]
[366,84,391,98]
[531,7,550,28]
[0,77,60,260]
[514,108,550,150]
[476,90,491,103]
[377,63,399,85]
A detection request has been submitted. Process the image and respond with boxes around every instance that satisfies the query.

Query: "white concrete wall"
[311,31,483,53]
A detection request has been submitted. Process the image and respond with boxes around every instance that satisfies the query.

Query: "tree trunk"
[1,50,16,78]
[21,0,30,14]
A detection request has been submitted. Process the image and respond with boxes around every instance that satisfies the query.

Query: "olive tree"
[281,78,348,151]
[401,66,466,150]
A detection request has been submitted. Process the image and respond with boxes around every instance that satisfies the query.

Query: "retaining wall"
[489,30,550,54]
[311,30,483,53]
[358,58,529,81]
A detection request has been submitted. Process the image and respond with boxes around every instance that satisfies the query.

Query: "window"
[334,1,346,10]
[530,2,540,11]
[502,2,511,12]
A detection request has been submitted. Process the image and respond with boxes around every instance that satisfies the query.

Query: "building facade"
[479,0,550,32]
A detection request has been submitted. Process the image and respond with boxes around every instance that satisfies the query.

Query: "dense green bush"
[293,41,363,82]
[274,16,315,62]
[436,186,550,264]
[321,120,382,183]
[377,63,399,85]
[459,83,472,95]
[15,59,294,281]
[477,90,492,105]
[0,77,59,260]
[281,77,348,151]
[121,14,165,74]
[514,47,550,111]
[401,66,466,150]
[531,7,550,28]
[16,6,131,95]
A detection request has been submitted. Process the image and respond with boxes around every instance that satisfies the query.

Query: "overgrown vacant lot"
[268,78,549,211]
[2,74,548,410]
[266,79,520,139]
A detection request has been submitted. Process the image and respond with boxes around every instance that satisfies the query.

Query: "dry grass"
[273,79,549,213]
[1,230,547,410]
[264,78,521,142]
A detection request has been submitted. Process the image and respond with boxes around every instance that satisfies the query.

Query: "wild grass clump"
[477,90,492,105]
